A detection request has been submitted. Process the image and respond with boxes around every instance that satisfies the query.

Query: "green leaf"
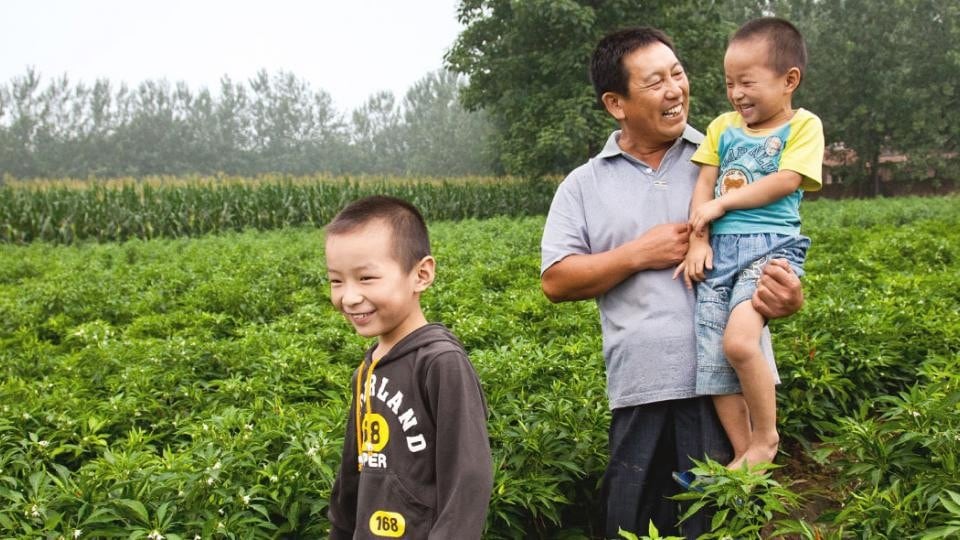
[114,499,149,524]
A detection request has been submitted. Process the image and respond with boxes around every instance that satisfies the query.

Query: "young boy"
[675,17,823,471]
[325,195,493,539]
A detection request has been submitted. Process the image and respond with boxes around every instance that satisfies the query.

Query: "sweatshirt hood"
[367,323,463,365]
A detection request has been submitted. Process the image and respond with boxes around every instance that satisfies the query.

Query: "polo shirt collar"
[597,125,704,160]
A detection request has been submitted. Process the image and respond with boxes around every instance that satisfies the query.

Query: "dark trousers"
[601,396,732,539]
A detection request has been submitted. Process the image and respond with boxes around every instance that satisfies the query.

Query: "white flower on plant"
[270,475,278,483]
[73,529,82,538]
[38,440,50,448]
[207,477,215,485]
[218,507,224,515]
[242,494,251,505]
[194,535,201,540]
[912,410,921,417]
[245,424,253,431]
[212,460,222,470]
[30,504,40,518]
[217,521,226,530]
[22,412,31,420]
[306,446,317,457]
[146,530,164,540]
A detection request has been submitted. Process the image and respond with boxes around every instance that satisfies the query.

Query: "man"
[539,27,803,538]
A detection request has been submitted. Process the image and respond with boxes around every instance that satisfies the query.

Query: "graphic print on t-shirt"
[715,132,786,198]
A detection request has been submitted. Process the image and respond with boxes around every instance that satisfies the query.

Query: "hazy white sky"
[1,0,463,112]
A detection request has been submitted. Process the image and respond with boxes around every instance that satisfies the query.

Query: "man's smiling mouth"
[663,104,683,118]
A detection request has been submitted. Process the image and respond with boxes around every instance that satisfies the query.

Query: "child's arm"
[689,169,803,235]
[690,164,720,223]
[328,388,361,539]
[427,352,493,538]
[673,165,718,288]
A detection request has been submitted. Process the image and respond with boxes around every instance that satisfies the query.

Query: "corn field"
[0,175,556,244]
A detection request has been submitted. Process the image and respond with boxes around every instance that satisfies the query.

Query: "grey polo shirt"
[541,127,776,409]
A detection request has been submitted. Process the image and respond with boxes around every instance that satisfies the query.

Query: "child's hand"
[689,199,726,236]
[673,241,713,289]
[672,261,688,285]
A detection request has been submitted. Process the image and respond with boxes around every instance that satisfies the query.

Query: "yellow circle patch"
[369,510,405,537]
[361,413,389,453]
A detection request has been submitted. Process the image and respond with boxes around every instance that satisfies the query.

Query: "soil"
[771,439,844,536]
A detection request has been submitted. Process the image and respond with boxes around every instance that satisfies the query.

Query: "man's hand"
[632,223,691,270]
[689,199,726,236]
[752,258,804,319]
[541,222,691,302]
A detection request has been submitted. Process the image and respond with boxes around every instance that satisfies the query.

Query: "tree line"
[446,0,960,195]
[0,69,495,179]
[3,0,958,196]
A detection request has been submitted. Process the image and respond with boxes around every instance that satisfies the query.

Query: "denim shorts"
[694,232,810,395]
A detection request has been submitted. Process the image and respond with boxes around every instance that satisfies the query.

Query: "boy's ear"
[412,256,436,293]
[601,91,626,121]
[784,67,802,92]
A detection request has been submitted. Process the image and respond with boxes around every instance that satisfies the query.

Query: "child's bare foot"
[727,436,778,471]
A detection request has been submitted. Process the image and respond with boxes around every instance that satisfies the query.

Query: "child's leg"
[723,300,779,469]
[712,393,751,464]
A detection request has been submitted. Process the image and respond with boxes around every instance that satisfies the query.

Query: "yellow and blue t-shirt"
[691,108,824,235]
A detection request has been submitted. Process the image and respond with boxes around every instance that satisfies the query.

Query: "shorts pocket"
[695,287,729,332]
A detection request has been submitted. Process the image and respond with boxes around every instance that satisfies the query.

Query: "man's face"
[612,42,690,144]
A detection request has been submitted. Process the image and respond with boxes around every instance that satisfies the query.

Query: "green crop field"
[1,183,958,538]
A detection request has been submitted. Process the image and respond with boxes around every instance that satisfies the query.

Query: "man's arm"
[541,222,691,302]
[753,258,804,319]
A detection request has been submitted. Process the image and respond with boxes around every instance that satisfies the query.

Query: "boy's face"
[723,38,798,130]
[325,220,434,351]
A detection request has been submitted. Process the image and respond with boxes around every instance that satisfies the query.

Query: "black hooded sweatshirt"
[328,323,493,539]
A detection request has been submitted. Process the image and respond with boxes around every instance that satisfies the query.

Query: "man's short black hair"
[590,27,677,108]
[326,195,431,272]
[731,17,807,82]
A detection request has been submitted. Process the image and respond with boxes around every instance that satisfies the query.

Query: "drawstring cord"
[355,355,382,471]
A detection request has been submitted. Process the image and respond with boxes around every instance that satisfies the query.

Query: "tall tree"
[248,70,346,174]
[350,91,404,174]
[2,68,44,177]
[400,70,496,176]
[446,0,735,177]
[800,0,959,195]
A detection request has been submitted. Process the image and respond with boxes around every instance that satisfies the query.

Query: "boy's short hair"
[590,27,677,108]
[731,17,807,82]
[326,195,431,271]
